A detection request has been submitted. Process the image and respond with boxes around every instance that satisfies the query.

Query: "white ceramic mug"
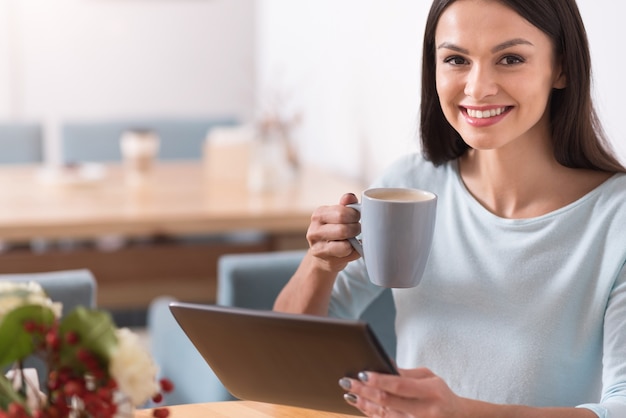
[120,129,160,185]
[348,187,437,288]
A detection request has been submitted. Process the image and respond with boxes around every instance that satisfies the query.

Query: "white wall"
[0,0,256,163]
[1,0,624,177]
[256,0,431,183]
[256,0,626,183]
[577,0,626,163]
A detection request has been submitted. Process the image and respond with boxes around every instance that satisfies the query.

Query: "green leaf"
[0,374,25,410]
[58,307,118,370]
[0,305,55,368]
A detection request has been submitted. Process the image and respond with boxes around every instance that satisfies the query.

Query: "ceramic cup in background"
[120,129,160,186]
[348,187,437,288]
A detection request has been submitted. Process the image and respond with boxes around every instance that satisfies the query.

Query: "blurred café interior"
[0,0,625,406]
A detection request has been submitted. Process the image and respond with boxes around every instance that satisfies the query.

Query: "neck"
[460,153,543,217]
[458,141,606,219]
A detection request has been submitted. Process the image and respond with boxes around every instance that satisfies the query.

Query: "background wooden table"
[0,162,364,315]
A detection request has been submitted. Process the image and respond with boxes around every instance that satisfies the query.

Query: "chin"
[457,135,502,151]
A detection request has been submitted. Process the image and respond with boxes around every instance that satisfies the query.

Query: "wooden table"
[0,162,364,309]
[0,162,363,242]
[135,401,360,417]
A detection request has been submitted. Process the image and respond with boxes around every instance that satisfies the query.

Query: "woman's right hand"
[305,192,362,275]
[273,192,362,315]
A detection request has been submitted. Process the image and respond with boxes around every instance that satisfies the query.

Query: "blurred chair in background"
[0,122,44,164]
[0,269,97,384]
[147,250,396,406]
[61,117,238,163]
[0,122,45,252]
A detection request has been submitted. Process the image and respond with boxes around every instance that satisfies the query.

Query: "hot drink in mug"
[348,187,437,288]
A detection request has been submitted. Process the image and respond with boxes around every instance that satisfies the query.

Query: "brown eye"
[498,55,524,65]
[444,56,467,66]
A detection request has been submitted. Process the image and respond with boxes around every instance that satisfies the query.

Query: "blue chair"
[147,250,396,406]
[0,269,97,385]
[61,117,239,163]
[0,122,44,164]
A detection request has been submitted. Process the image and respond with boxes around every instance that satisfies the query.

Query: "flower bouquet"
[0,281,172,418]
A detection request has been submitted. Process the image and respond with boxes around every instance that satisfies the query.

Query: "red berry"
[108,403,118,416]
[159,378,174,393]
[7,402,25,417]
[23,320,38,333]
[105,379,118,390]
[65,331,80,345]
[45,405,62,418]
[77,348,93,362]
[152,393,163,403]
[152,408,170,418]
[47,370,61,390]
[45,330,60,350]
[63,380,84,397]
[97,387,113,402]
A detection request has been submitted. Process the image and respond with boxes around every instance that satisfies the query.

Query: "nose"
[464,64,498,99]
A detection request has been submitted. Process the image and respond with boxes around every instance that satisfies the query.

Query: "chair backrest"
[0,269,97,385]
[148,295,222,406]
[0,122,44,164]
[217,251,397,359]
[61,117,238,163]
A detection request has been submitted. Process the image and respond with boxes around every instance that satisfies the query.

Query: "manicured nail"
[338,378,351,390]
[343,393,358,404]
[358,371,369,382]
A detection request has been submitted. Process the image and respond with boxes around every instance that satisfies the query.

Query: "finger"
[310,238,358,259]
[398,367,435,380]
[310,204,360,226]
[339,192,359,205]
[343,389,409,418]
[342,377,419,417]
[358,369,435,399]
[356,401,407,418]
[307,220,360,245]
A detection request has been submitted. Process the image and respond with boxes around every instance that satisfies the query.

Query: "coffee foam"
[366,188,435,202]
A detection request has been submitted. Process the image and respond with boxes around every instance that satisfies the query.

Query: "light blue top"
[329,153,626,417]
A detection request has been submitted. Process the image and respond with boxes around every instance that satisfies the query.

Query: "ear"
[553,61,567,89]
[553,71,567,89]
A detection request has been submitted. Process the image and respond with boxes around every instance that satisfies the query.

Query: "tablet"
[169,302,397,415]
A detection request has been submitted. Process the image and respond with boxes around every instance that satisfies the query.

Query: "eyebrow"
[437,38,534,54]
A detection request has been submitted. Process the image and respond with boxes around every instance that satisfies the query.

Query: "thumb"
[398,367,436,379]
[339,192,359,206]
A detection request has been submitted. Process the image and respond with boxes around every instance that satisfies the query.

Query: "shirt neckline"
[450,159,620,225]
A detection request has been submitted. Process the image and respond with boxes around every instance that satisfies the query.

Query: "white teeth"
[466,107,507,119]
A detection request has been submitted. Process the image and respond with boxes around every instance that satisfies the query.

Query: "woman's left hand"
[339,367,467,418]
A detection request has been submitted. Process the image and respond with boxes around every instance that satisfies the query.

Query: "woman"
[274,0,626,417]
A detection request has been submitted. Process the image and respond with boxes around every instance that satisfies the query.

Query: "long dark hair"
[420,0,626,172]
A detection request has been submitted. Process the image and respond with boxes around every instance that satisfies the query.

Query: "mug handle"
[346,203,364,257]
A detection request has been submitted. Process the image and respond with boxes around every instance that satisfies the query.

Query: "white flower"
[0,281,62,319]
[5,368,47,412]
[109,328,159,406]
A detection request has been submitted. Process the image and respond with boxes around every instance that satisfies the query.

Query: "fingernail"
[338,378,351,390]
[358,371,369,382]
[343,393,357,404]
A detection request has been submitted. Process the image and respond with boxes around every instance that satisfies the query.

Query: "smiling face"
[435,0,566,153]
